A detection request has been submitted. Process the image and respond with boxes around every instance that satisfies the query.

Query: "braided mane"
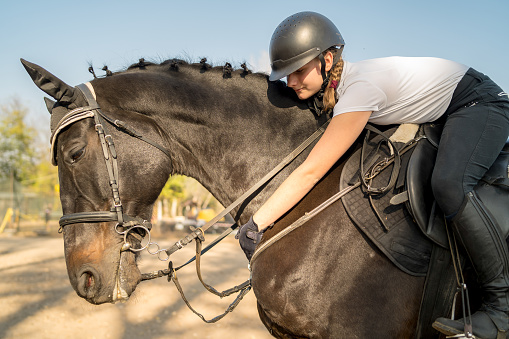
[88,57,266,80]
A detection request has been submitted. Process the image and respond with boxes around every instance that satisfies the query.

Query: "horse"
[22,57,429,338]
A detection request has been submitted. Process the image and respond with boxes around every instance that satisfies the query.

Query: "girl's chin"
[295,90,312,100]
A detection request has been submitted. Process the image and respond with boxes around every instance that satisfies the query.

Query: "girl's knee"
[431,172,465,216]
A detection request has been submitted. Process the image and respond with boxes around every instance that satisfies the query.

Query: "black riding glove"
[235,217,268,261]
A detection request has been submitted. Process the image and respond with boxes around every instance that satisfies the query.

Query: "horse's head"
[21,59,172,304]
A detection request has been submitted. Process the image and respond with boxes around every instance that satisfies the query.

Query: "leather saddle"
[339,123,509,276]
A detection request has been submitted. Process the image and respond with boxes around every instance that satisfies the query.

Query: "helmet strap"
[310,46,344,118]
[319,53,327,80]
[318,45,344,86]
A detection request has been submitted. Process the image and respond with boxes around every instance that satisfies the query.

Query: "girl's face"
[286,52,333,100]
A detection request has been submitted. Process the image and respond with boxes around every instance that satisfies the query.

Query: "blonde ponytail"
[322,56,344,112]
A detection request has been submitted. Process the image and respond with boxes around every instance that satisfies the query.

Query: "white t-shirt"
[333,57,469,124]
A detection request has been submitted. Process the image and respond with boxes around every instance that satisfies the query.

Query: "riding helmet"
[269,11,345,81]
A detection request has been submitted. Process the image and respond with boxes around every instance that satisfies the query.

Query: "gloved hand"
[235,217,268,261]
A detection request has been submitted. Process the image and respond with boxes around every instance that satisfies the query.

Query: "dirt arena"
[0,228,273,339]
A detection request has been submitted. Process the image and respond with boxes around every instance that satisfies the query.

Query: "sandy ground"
[0,229,273,339]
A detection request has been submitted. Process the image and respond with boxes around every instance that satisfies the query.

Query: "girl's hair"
[322,47,344,112]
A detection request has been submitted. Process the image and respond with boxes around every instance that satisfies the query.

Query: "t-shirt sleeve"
[333,81,387,117]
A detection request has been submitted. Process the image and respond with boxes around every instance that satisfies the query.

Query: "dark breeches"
[431,68,509,218]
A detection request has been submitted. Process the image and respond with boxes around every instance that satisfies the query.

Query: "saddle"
[340,123,509,276]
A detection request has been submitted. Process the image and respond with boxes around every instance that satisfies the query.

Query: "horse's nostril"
[77,267,100,300]
[85,272,94,288]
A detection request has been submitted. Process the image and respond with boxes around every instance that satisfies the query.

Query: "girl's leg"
[432,100,509,338]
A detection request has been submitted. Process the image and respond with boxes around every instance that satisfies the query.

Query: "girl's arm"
[253,110,372,229]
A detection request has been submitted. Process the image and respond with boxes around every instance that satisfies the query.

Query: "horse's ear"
[44,97,56,114]
[20,58,76,103]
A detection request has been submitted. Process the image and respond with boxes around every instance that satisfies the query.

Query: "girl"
[236,11,509,339]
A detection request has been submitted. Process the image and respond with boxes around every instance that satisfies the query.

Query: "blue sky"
[1,0,508,130]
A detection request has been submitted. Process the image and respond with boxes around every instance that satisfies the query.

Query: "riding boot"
[433,192,509,339]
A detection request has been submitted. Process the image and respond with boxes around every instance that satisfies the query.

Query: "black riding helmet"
[269,11,345,81]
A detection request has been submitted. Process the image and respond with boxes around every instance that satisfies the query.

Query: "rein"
[162,118,332,258]
[139,118,332,322]
[159,123,415,322]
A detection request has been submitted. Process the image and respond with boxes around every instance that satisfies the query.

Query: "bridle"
[52,83,172,251]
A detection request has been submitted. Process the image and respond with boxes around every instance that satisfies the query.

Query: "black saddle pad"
[339,128,433,276]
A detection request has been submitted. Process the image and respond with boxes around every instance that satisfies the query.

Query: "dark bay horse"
[22,58,425,338]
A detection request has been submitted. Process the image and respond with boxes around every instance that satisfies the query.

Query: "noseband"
[53,83,172,244]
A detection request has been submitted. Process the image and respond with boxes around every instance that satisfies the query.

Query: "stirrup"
[437,219,476,338]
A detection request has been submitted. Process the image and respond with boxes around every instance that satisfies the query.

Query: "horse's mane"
[87,56,306,121]
[88,57,270,82]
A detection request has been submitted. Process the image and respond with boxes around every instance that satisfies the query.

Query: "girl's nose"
[287,74,298,88]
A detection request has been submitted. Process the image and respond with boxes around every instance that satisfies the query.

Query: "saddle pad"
[340,128,433,276]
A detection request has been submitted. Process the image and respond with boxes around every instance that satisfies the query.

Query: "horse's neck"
[99,69,317,217]
[154,80,317,216]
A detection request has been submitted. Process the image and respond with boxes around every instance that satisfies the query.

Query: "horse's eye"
[70,147,86,163]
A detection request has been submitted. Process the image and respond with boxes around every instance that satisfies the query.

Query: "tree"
[159,175,187,201]
[0,100,37,182]
[156,175,221,218]
[26,161,58,195]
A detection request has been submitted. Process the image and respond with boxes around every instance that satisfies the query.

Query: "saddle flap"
[404,123,508,247]
[340,126,433,276]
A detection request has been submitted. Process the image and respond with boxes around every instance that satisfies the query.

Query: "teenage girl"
[236,11,509,339]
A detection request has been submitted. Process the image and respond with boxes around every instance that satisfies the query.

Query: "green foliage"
[159,175,186,199]
[25,161,59,195]
[0,100,37,182]
[158,175,221,214]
